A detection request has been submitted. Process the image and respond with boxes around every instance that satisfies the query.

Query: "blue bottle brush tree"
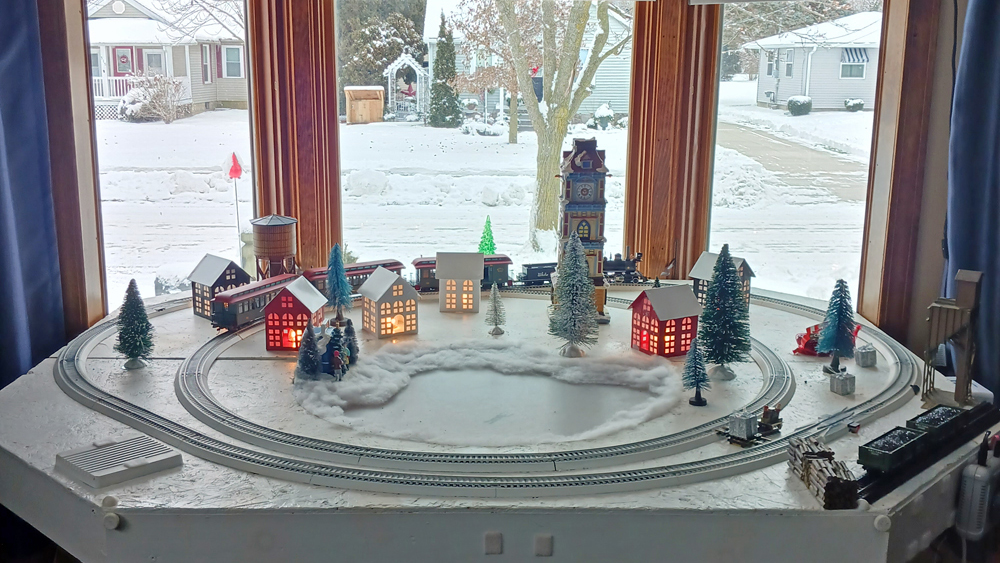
[818,279,857,374]
[682,339,710,406]
[326,243,353,324]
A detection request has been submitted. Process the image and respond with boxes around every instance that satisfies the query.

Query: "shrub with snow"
[118,73,186,123]
[405,113,420,122]
[593,102,615,130]
[844,98,865,112]
[118,87,152,122]
[383,112,396,121]
[787,96,812,116]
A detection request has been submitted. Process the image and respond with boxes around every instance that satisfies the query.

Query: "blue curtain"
[0,0,66,389]
[947,0,1000,396]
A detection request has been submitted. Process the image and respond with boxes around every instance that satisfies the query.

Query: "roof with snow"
[629,285,703,321]
[280,276,328,314]
[187,254,240,286]
[688,251,755,281]
[745,12,881,50]
[251,214,298,227]
[359,266,415,302]
[88,0,243,44]
[435,252,484,281]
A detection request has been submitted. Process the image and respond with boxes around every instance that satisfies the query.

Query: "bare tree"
[153,0,246,40]
[121,73,186,123]
[496,0,630,247]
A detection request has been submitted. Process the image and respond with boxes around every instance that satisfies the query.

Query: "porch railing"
[91,76,132,99]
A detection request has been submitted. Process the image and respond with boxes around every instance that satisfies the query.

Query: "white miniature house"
[435,252,484,313]
[689,250,755,306]
[358,266,419,338]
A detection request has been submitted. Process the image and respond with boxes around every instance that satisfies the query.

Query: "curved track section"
[54,295,918,497]
[175,326,792,472]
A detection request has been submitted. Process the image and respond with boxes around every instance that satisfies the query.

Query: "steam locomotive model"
[602,252,646,284]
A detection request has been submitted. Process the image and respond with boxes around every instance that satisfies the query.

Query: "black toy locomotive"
[602,251,646,284]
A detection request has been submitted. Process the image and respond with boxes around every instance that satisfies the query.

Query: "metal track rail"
[53,294,918,497]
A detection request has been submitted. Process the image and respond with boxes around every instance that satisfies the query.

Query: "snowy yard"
[95,78,873,302]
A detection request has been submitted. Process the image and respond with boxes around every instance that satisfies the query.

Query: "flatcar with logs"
[412,254,513,292]
[602,252,645,284]
[303,259,405,295]
[210,273,298,331]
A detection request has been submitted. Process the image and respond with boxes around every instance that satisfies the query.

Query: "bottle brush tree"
[343,319,359,365]
[479,215,497,255]
[115,279,154,369]
[682,339,710,406]
[485,282,506,335]
[818,279,857,374]
[326,244,353,324]
[697,244,751,378]
[295,326,321,381]
[652,277,661,288]
[548,232,598,357]
[428,13,462,128]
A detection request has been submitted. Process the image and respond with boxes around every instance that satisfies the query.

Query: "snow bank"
[342,170,534,207]
[100,170,236,202]
[293,339,682,445]
[711,147,774,208]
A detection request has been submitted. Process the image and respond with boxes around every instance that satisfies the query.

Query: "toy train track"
[54,294,919,497]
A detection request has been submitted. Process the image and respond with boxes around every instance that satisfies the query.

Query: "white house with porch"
[87,0,248,119]
[745,12,881,110]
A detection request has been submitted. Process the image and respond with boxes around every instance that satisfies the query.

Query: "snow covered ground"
[95,77,873,302]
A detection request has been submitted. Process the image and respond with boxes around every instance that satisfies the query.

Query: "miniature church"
[263,276,327,351]
[628,285,703,358]
[359,266,419,338]
[689,250,755,305]
[187,254,251,319]
[558,138,610,323]
[435,252,484,313]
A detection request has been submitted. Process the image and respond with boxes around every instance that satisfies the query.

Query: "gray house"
[88,0,248,119]
[423,0,632,120]
[745,12,881,110]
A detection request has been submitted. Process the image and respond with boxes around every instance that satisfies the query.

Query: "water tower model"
[251,214,298,279]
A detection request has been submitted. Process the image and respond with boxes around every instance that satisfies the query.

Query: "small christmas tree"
[485,282,506,335]
[697,244,751,377]
[295,326,321,381]
[548,232,599,357]
[682,339,710,406]
[326,244,353,324]
[818,279,857,374]
[428,13,462,128]
[329,327,347,380]
[478,215,496,255]
[115,279,154,369]
[652,278,661,288]
[343,319,359,365]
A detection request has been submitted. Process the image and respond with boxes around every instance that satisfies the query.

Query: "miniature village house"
[263,276,327,351]
[435,252,484,313]
[187,254,251,319]
[689,250,755,306]
[559,138,610,322]
[627,285,703,358]
[359,266,419,338]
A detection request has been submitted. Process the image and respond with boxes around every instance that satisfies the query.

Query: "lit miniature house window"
[665,319,676,354]
[576,220,591,240]
[393,284,403,297]
[462,280,474,309]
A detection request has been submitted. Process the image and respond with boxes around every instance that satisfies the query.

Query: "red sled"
[793,323,861,356]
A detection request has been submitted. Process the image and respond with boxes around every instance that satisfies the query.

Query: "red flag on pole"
[227,152,243,180]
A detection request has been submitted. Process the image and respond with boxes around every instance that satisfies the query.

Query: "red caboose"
[627,285,703,358]
[264,276,328,351]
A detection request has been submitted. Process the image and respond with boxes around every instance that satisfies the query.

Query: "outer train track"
[54,294,918,497]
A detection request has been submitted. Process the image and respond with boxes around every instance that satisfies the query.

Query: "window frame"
[223,45,244,79]
[840,62,866,79]
[201,43,212,84]
[784,48,793,77]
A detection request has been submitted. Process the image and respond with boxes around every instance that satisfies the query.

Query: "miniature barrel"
[251,215,297,258]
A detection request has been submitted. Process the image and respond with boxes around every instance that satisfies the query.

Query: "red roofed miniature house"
[628,285,703,358]
[263,276,327,351]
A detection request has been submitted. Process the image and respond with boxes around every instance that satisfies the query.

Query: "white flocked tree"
[548,232,598,356]
[485,282,506,335]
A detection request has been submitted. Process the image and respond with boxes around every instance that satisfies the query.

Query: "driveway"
[715,122,869,203]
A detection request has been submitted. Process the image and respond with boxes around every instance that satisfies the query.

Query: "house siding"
[216,77,248,104]
[188,44,218,107]
[172,46,187,76]
[755,46,878,110]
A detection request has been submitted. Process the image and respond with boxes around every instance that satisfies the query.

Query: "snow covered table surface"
[0,289,984,563]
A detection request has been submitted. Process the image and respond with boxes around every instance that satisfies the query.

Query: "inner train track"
[53,293,919,497]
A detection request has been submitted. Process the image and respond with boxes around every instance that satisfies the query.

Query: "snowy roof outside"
[187,254,237,286]
[745,12,881,50]
[561,138,609,174]
[344,86,387,91]
[88,0,243,44]
[629,285,703,321]
[250,214,298,226]
[282,276,327,313]
[435,252,484,281]
[359,266,412,302]
[689,251,755,281]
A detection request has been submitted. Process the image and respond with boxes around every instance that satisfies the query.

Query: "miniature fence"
[788,437,858,510]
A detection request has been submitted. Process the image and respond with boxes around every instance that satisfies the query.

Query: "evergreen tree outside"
[295,326,321,381]
[485,282,506,335]
[817,279,857,373]
[697,244,751,371]
[326,244,353,323]
[428,13,462,128]
[479,215,497,255]
[115,279,154,369]
[682,339,710,406]
[548,232,598,356]
[344,319,359,365]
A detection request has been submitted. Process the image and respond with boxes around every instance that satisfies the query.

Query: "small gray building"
[745,12,881,111]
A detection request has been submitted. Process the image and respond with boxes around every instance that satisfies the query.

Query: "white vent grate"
[56,435,182,488]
